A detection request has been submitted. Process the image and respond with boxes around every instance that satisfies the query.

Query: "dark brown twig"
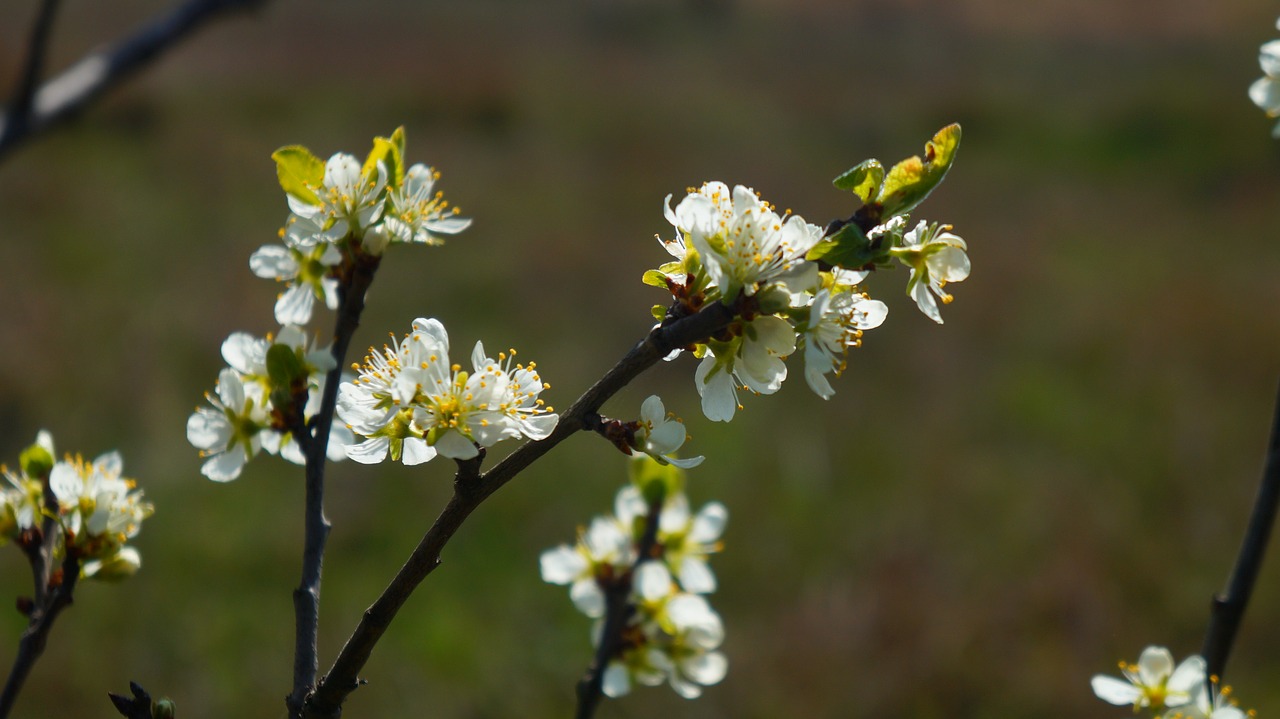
[6,0,63,139]
[285,254,380,718]
[574,495,663,719]
[1200,381,1280,682]
[0,553,81,719]
[0,0,269,162]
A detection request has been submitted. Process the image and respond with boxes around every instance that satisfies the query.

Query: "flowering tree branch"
[0,0,268,162]
[302,300,735,718]
[574,494,663,719]
[0,553,81,719]
[285,253,381,717]
[1200,381,1280,682]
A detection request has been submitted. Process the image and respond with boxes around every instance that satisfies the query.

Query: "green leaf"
[364,127,405,189]
[271,145,325,206]
[876,123,962,218]
[651,304,666,321]
[805,222,878,269]
[642,268,670,289]
[832,159,884,204]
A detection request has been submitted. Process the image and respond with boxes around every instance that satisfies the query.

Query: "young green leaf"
[806,222,877,270]
[832,159,885,204]
[876,123,962,218]
[271,145,325,206]
[364,127,406,189]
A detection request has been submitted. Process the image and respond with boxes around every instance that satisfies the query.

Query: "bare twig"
[302,300,736,718]
[0,0,269,162]
[7,0,63,138]
[0,553,82,719]
[285,254,381,718]
[1200,381,1280,681]
[575,495,663,719]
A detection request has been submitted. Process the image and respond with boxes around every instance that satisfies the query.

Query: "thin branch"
[0,554,81,719]
[0,0,269,162]
[7,0,63,137]
[1200,381,1280,681]
[302,300,736,718]
[286,255,380,718]
[575,495,664,719]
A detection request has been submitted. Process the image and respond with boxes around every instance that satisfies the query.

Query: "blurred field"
[3,0,1280,716]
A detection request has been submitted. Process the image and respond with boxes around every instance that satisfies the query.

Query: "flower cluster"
[651,181,971,420]
[1,432,153,580]
[189,130,471,481]
[187,327,351,481]
[1249,18,1280,138]
[261,129,471,326]
[1091,645,1254,719]
[541,457,728,699]
[337,317,558,464]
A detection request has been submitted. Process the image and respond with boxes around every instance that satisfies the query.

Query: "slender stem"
[0,554,81,719]
[1200,381,1280,682]
[0,0,269,161]
[575,496,663,719]
[6,0,63,139]
[286,256,380,718]
[302,301,735,718]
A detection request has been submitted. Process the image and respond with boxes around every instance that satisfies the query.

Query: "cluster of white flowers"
[1091,646,1254,719]
[541,461,728,699]
[258,134,471,326]
[1250,18,1280,138]
[337,317,558,465]
[189,131,474,481]
[187,327,352,481]
[0,432,153,580]
[651,181,969,420]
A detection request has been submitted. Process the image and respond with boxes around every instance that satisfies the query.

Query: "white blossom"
[249,242,342,325]
[892,220,970,324]
[283,153,388,247]
[800,287,888,399]
[634,395,703,468]
[666,181,821,301]
[1091,646,1204,712]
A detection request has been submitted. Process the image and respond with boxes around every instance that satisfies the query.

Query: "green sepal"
[628,455,684,507]
[19,442,54,479]
[876,123,961,218]
[271,145,325,206]
[832,159,885,204]
[364,127,406,190]
[806,222,880,270]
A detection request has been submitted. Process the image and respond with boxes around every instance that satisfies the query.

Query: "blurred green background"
[3,0,1280,716]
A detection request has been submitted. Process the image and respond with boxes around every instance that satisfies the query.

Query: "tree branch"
[0,553,81,719]
[574,495,663,719]
[302,300,735,718]
[0,0,269,162]
[286,254,380,718]
[1200,381,1280,681]
[6,0,63,139]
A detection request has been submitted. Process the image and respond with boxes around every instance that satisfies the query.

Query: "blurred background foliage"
[2,0,1280,716]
